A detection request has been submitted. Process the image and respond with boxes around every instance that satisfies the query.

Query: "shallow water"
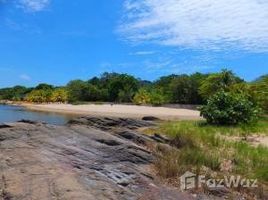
[0,105,75,125]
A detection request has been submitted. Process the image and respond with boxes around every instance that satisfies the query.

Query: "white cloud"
[19,74,31,81]
[130,51,155,55]
[19,0,50,12]
[119,0,268,52]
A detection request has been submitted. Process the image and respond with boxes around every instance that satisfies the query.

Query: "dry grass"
[148,118,268,198]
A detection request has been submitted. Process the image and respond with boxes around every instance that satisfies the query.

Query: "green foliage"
[155,74,178,93]
[25,89,53,103]
[66,80,89,102]
[50,88,68,103]
[199,69,243,99]
[250,75,268,113]
[25,87,68,103]
[0,71,267,107]
[107,73,139,102]
[35,83,54,90]
[133,88,166,106]
[200,91,261,125]
[0,86,31,101]
[117,89,132,102]
[169,73,207,104]
[67,73,138,103]
[154,73,207,104]
[153,119,268,182]
[169,75,192,103]
[133,89,151,105]
[149,89,166,106]
[229,80,268,114]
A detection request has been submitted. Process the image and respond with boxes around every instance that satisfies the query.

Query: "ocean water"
[0,105,74,125]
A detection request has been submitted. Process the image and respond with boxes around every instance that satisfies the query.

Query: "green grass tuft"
[153,117,268,183]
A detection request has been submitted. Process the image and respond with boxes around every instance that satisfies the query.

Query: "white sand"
[24,103,201,120]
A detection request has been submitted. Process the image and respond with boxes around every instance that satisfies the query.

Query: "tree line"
[0,70,267,112]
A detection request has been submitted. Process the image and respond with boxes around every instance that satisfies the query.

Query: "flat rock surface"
[0,117,194,200]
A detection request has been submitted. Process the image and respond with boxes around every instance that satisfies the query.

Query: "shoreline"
[16,102,202,120]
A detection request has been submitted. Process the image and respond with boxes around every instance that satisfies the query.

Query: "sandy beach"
[23,103,201,120]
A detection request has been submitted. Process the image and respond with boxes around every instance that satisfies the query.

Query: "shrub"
[133,89,151,105]
[149,90,166,106]
[200,91,261,125]
[251,75,268,113]
[50,88,68,103]
[133,89,166,106]
[230,82,268,114]
[25,89,52,103]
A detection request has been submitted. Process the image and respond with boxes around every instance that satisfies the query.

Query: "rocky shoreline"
[0,116,196,200]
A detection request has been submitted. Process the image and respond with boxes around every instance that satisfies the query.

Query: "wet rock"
[142,116,160,121]
[17,119,41,124]
[96,139,122,146]
[0,124,12,129]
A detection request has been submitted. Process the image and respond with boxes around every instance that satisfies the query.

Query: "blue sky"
[0,0,267,87]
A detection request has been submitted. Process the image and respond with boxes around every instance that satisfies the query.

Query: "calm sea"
[0,105,74,125]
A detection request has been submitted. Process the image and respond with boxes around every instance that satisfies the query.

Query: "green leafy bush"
[149,90,166,106]
[133,89,151,105]
[200,91,261,125]
[133,89,166,106]
[251,75,268,113]
[50,88,68,103]
[25,89,53,103]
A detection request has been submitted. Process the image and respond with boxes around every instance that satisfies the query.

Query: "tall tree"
[35,83,54,90]
[199,69,243,99]
[66,80,89,102]
[107,74,139,102]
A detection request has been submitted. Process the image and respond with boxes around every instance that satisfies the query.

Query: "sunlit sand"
[24,103,201,120]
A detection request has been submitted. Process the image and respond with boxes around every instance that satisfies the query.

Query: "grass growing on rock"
[150,117,268,184]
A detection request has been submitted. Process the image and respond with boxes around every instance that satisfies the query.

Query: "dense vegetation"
[0,70,267,112]
[200,90,261,125]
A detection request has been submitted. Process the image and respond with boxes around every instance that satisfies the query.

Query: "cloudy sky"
[0,0,267,87]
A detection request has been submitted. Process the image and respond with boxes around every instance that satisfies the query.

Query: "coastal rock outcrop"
[0,117,193,200]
